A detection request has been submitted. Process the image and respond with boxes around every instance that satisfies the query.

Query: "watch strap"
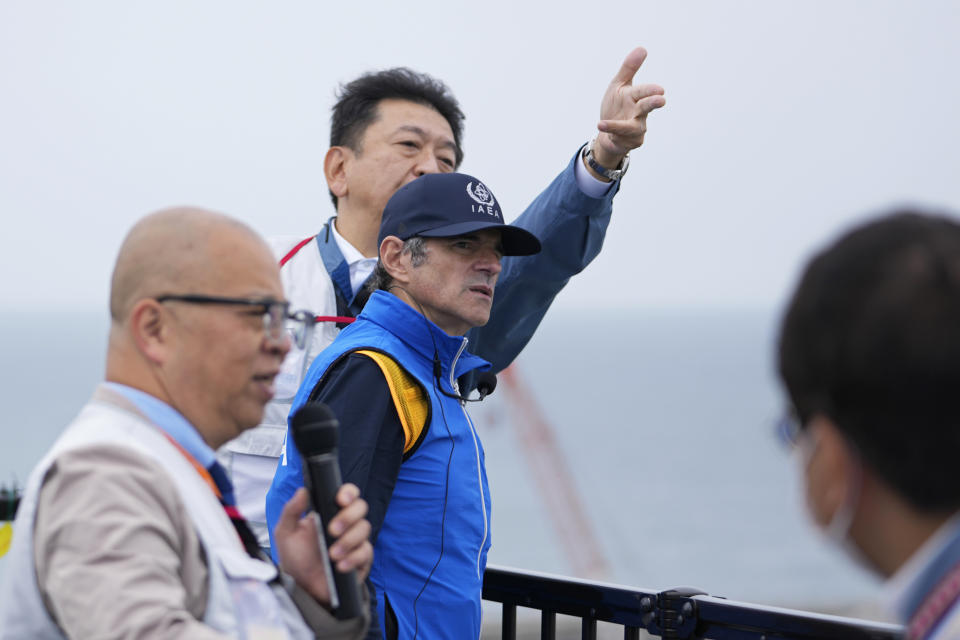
[583,139,629,181]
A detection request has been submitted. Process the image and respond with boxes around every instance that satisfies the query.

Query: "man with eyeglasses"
[778,210,960,640]
[0,207,372,639]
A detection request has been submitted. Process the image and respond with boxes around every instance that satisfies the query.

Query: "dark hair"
[778,209,960,512]
[365,237,429,295]
[329,68,465,208]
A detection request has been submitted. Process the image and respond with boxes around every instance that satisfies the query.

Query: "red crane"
[496,364,610,580]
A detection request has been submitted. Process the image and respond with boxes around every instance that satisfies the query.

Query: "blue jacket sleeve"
[265,418,305,562]
[466,147,618,375]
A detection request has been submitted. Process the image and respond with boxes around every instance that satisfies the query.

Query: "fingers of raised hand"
[598,117,647,138]
[633,93,666,119]
[611,46,649,86]
[631,83,665,104]
[597,90,664,148]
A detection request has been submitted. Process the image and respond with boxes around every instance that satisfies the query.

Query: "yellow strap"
[0,522,12,558]
[356,350,428,455]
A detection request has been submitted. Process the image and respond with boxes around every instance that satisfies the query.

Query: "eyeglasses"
[156,294,316,349]
[774,399,824,450]
[774,407,803,450]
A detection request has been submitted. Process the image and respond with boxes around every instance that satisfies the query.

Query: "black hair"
[778,209,960,512]
[329,68,465,207]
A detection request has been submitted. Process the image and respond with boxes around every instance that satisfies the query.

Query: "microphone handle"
[302,452,364,620]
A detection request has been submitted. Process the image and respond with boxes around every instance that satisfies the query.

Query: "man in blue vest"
[267,172,541,639]
[778,210,960,640]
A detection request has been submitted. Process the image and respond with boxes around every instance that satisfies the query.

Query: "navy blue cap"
[378,173,541,256]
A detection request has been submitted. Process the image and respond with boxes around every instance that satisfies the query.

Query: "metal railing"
[482,565,902,640]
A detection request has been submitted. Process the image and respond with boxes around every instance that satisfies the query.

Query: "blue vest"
[272,291,493,639]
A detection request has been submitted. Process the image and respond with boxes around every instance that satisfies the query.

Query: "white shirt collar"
[329,219,378,296]
[329,219,368,265]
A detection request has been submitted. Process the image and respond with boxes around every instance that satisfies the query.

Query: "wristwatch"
[583,139,630,181]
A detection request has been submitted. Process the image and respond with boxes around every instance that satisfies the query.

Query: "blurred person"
[267,173,540,639]
[778,210,960,640]
[219,48,666,547]
[0,208,372,639]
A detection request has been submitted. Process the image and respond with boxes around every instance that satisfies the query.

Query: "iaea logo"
[466,181,500,218]
[465,182,495,206]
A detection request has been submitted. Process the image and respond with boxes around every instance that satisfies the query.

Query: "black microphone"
[475,371,497,400]
[432,354,498,403]
[290,402,364,619]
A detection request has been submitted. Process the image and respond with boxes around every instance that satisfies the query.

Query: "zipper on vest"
[449,337,489,581]
[463,405,488,580]
[448,338,468,395]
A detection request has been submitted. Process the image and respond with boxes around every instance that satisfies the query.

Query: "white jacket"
[220,235,343,546]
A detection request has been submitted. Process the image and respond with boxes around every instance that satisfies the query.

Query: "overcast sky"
[2,1,958,313]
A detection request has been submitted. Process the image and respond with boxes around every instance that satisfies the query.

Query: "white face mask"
[824,461,872,568]
[797,430,875,572]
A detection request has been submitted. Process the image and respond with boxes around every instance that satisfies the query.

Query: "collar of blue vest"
[358,290,490,380]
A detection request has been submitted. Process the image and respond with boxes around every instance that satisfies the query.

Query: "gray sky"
[2,1,958,312]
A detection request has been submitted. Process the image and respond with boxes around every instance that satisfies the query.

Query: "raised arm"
[468,47,665,374]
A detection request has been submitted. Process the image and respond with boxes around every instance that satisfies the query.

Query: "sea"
[0,307,887,621]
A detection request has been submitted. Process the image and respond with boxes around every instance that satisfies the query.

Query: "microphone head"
[290,402,340,456]
[476,371,497,399]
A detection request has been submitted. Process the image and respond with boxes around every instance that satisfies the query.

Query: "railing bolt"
[639,596,653,612]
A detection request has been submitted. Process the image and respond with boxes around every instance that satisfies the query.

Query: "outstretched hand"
[593,46,666,168]
[273,485,373,607]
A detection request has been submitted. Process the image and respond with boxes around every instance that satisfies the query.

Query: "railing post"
[581,617,597,640]
[541,610,556,639]
[501,603,516,640]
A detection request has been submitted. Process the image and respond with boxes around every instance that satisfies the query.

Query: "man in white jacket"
[0,207,372,639]
[220,48,666,546]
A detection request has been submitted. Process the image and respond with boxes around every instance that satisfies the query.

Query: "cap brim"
[416,221,541,256]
